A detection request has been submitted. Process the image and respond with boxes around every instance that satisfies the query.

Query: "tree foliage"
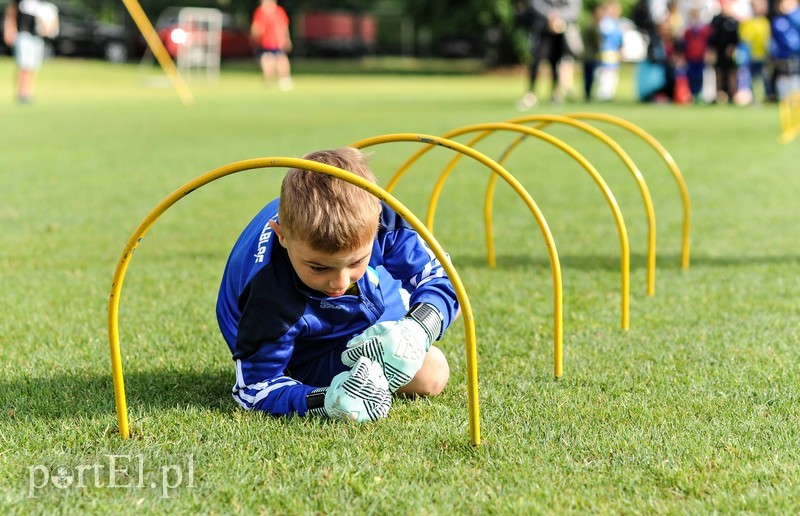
[82,0,536,64]
[403,0,523,62]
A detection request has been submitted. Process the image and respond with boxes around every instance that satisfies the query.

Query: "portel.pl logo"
[28,454,194,498]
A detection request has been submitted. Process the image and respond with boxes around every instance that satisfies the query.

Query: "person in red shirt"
[251,0,293,90]
[682,6,712,102]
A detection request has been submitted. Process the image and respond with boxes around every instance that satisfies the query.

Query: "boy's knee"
[397,346,449,398]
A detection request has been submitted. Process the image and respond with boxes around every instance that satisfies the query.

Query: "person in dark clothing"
[708,0,740,103]
[517,0,583,109]
[3,0,58,103]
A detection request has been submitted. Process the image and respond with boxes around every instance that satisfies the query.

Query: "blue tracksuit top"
[771,8,800,60]
[216,198,459,416]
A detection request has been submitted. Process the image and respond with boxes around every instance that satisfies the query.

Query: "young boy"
[216,148,457,423]
[597,0,623,101]
[682,6,712,103]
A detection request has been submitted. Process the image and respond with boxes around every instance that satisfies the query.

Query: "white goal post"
[175,7,223,83]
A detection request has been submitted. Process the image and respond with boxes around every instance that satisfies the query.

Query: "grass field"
[2,56,799,513]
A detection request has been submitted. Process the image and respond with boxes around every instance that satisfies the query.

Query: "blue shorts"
[14,31,45,71]
[258,47,285,57]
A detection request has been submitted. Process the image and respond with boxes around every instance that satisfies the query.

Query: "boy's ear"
[268,219,288,248]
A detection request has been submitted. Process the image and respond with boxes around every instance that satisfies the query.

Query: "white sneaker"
[279,77,294,91]
[516,92,537,111]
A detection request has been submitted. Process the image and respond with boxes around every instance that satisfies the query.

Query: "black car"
[1,1,131,62]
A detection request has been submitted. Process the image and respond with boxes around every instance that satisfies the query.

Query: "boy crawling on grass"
[216,148,459,422]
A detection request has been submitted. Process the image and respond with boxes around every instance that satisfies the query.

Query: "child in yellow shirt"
[739,0,772,101]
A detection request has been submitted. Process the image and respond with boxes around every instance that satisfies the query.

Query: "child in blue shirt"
[216,148,457,422]
[597,0,623,101]
[771,0,800,100]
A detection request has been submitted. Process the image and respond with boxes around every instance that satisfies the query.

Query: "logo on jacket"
[254,218,275,264]
[319,300,344,310]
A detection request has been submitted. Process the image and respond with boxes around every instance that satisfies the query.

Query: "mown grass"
[1,56,799,513]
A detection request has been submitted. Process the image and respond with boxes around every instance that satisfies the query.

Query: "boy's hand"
[342,303,442,392]
[307,357,391,422]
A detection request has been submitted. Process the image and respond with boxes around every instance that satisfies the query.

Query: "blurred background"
[0,0,650,67]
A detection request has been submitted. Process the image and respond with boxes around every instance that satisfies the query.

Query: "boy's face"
[269,220,372,298]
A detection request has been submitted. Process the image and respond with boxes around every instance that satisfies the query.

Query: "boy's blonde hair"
[278,148,380,253]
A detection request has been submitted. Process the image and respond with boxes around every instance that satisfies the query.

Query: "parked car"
[150,7,253,60]
[51,2,131,62]
[0,1,131,61]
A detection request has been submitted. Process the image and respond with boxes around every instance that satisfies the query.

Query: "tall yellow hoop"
[508,115,657,297]
[350,133,564,378]
[374,124,631,332]
[567,112,692,270]
[778,90,800,144]
[119,0,193,106]
[108,158,481,445]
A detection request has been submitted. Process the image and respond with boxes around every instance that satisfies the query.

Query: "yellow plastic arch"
[566,112,692,270]
[779,90,800,143]
[507,115,657,297]
[349,133,565,377]
[416,116,655,297]
[120,0,193,106]
[108,158,481,445]
[375,124,631,332]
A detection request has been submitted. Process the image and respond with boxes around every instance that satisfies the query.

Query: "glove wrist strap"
[405,303,443,343]
[307,387,327,416]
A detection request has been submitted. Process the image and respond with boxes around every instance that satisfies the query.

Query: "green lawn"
[1,56,799,513]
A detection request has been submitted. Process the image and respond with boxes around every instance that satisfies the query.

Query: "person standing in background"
[632,0,669,61]
[3,0,58,104]
[770,0,800,100]
[596,0,623,101]
[581,2,603,102]
[251,0,293,91]
[739,0,772,102]
[666,0,684,42]
[682,5,712,103]
[517,0,583,109]
[708,0,740,103]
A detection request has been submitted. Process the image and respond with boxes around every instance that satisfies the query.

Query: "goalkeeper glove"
[342,303,443,392]
[306,356,392,422]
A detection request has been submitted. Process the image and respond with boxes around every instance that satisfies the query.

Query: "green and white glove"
[342,303,443,392]
[306,356,391,422]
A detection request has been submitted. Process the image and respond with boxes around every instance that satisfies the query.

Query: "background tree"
[80,0,649,66]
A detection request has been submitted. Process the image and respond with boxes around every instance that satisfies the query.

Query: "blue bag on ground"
[636,60,666,100]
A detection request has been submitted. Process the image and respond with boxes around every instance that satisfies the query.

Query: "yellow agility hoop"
[119,0,193,106]
[778,90,800,144]
[507,115,658,297]
[369,124,631,332]
[567,112,692,270]
[108,157,481,445]
[350,133,564,378]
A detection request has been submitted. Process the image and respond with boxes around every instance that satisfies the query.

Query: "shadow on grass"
[1,367,235,421]
[453,252,800,271]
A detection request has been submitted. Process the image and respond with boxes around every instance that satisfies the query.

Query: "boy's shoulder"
[227,198,280,271]
[377,202,411,233]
